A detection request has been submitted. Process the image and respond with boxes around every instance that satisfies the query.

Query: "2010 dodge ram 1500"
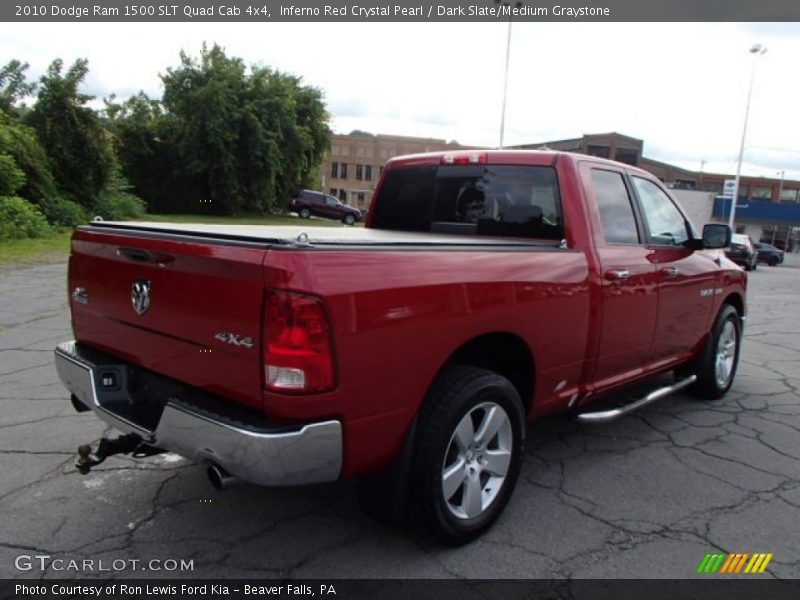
[54,150,746,544]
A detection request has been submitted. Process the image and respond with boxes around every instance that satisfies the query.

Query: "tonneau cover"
[91,221,550,247]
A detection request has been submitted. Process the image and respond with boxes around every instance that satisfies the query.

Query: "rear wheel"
[411,366,525,545]
[299,208,311,219]
[688,304,742,399]
[769,256,779,267]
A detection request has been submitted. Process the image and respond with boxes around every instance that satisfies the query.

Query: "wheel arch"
[722,292,745,318]
[430,332,535,415]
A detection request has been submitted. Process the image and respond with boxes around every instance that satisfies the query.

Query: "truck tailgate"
[68,225,267,411]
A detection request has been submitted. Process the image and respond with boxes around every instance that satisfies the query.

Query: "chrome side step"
[576,375,697,424]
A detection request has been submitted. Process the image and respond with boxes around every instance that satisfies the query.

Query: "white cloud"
[1,21,798,180]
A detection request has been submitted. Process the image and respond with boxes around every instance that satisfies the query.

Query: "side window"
[590,169,640,244]
[631,177,689,246]
[325,196,337,206]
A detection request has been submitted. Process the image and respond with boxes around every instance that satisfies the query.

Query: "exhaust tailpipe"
[207,464,242,490]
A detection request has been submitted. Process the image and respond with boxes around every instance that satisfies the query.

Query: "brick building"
[319,131,470,213]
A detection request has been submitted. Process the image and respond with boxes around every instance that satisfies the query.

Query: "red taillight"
[441,152,487,165]
[264,291,335,393]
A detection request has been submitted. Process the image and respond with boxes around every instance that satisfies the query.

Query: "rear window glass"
[371,164,563,240]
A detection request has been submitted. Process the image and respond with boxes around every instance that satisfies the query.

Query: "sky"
[2,21,799,181]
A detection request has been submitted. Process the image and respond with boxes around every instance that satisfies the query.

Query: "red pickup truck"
[54,150,745,544]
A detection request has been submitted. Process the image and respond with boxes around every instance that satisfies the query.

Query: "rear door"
[580,163,658,390]
[628,175,717,365]
[68,225,267,410]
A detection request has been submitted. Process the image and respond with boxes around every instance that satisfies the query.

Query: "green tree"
[153,44,331,215]
[27,58,115,206]
[0,60,36,116]
[105,92,186,213]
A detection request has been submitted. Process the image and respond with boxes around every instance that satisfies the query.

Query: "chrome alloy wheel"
[715,319,737,388]
[441,401,513,520]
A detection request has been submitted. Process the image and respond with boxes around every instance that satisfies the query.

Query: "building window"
[614,148,638,166]
[673,179,696,190]
[340,163,348,179]
[780,189,799,202]
[587,145,610,158]
[330,162,339,178]
[330,188,337,196]
[752,186,772,199]
[365,165,372,181]
[358,192,365,206]
[355,164,363,180]
[379,166,385,177]
[339,189,347,202]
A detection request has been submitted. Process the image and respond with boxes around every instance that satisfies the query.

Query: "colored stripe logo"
[697,553,773,574]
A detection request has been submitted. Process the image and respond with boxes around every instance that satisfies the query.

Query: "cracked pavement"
[1,255,798,580]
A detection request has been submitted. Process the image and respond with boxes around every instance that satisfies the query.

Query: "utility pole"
[730,44,768,230]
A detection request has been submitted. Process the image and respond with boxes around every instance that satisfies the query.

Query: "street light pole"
[729,44,767,231]
[497,1,522,149]
[498,16,512,148]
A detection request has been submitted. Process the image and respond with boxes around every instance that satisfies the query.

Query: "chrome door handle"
[605,269,630,281]
[661,266,680,278]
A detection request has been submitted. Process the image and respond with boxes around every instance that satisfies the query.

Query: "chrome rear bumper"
[54,341,342,486]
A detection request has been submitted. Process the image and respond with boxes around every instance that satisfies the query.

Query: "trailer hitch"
[76,433,164,474]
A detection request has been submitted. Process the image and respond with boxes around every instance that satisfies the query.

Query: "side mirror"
[701,223,731,249]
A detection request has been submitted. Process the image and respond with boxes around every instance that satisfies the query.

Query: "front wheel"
[343,214,355,226]
[769,256,779,267]
[411,366,525,545]
[689,304,742,399]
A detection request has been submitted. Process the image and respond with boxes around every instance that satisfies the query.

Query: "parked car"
[725,233,758,271]
[753,241,784,266]
[54,150,745,545]
[290,189,361,225]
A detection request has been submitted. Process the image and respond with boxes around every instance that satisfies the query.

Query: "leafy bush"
[92,190,146,221]
[0,152,25,195]
[40,195,88,227]
[0,196,51,240]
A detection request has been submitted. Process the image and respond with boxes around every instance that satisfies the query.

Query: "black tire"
[744,261,752,272]
[687,304,742,400]
[299,208,311,219]
[751,259,757,271]
[343,214,355,226]
[411,366,525,545]
[769,256,779,267]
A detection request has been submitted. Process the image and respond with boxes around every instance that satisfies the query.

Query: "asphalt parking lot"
[1,254,798,580]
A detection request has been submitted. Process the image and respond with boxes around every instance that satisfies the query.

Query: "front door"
[628,175,717,366]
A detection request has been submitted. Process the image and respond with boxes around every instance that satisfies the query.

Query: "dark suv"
[290,190,362,225]
[753,242,784,266]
